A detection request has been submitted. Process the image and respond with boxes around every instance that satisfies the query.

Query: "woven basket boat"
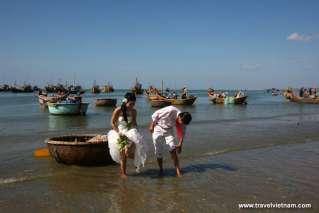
[46,135,114,165]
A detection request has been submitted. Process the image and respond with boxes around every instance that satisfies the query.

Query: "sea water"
[0,90,318,212]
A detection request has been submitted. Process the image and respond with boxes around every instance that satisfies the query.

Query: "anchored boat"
[211,96,247,105]
[47,102,89,115]
[156,95,197,106]
[284,90,319,104]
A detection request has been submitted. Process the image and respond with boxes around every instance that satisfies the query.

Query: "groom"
[149,106,192,177]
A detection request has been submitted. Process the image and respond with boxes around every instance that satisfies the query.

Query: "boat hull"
[212,96,247,105]
[95,98,117,107]
[212,97,224,104]
[234,96,248,104]
[156,96,196,105]
[46,135,114,165]
[48,102,89,115]
[169,97,197,105]
[150,99,171,107]
[148,95,161,101]
[286,95,319,104]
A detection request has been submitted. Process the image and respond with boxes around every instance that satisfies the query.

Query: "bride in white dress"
[108,92,147,178]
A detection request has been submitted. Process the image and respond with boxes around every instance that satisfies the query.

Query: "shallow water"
[0,90,318,212]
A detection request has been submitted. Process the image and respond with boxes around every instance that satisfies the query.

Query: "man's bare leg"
[170,150,182,177]
[157,158,164,176]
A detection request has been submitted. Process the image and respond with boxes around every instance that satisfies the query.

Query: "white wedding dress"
[108,115,147,172]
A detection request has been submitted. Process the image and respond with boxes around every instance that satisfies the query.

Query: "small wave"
[0,174,51,185]
[200,141,319,159]
[201,144,277,157]
[191,112,319,125]
[203,150,229,156]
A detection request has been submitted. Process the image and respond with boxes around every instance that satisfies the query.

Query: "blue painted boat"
[48,102,89,115]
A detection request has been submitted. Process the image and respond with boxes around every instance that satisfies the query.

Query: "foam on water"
[0,174,51,185]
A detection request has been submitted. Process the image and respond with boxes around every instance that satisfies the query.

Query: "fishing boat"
[270,88,280,96]
[148,94,165,101]
[156,96,196,106]
[38,95,57,106]
[46,135,113,165]
[153,90,197,105]
[208,92,217,101]
[38,92,67,106]
[11,84,34,93]
[102,85,114,93]
[211,96,247,105]
[146,88,163,101]
[211,97,224,104]
[68,85,84,94]
[150,99,171,108]
[234,96,248,104]
[102,83,114,93]
[47,102,89,115]
[284,90,319,104]
[286,96,319,104]
[91,80,101,94]
[131,78,143,95]
[0,84,10,92]
[45,84,67,93]
[169,96,197,105]
[92,85,101,94]
[92,86,101,94]
[95,98,117,107]
[148,95,159,101]
[208,89,247,105]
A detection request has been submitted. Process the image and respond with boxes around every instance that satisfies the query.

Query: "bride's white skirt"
[108,128,147,172]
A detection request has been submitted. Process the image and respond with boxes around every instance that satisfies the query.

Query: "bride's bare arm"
[131,109,137,127]
[111,107,121,132]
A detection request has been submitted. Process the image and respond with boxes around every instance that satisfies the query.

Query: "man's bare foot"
[120,174,128,179]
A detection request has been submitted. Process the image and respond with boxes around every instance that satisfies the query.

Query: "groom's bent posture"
[149,106,192,177]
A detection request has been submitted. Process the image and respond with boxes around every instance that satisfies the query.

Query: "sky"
[0,0,318,89]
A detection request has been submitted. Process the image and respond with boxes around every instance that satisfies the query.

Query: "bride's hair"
[121,92,136,122]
